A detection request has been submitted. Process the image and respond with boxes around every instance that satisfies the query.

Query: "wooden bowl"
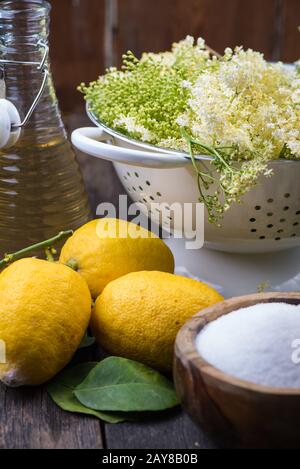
[174,292,300,448]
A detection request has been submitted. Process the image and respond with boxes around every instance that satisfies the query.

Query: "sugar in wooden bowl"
[196,302,300,389]
[174,292,300,448]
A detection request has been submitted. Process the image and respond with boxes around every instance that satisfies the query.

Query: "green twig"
[182,128,239,223]
[0,230,73,271]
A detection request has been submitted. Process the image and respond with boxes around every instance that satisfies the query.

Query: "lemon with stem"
[59,219,175,298]
[0,233,92,387]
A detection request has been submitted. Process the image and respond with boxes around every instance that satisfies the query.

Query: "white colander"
[72,110,300,254]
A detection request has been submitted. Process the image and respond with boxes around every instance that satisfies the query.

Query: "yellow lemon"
[91,271,223,371]
[59,219,175,298]
[0,258,92,387]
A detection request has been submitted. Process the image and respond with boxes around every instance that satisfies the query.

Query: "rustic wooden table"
[0,114,220,450]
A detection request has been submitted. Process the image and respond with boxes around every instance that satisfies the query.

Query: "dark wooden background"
[48,0,300,113]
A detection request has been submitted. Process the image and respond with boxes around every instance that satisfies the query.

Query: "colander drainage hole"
[280,218,286,223]
[249,218,256,223]
[293,222,299,226]
[267,212,273,217]
[284,193,291,198]
[267,224,273,229]
[255,206,261,211]
[139,186,143,191]
[291,234,297,237]
[251,229,257,233]
[134,172,139,178]
[275,237,281,241]
[259,236,266,240]
[146,181,151,186]
[283,206,290,211]
[296,211,300,215]
[277,229,284,234]
[267,198,274,203]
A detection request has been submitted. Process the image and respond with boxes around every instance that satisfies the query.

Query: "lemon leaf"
[74,357,180,412]
[47,362,126,423]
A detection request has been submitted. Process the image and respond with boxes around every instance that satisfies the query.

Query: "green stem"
[182,128,236,223]
[192,138,236,173]
[66,258,79,271]
[45,248,55,263]
[182,127,237,175]
[0,230,73,270]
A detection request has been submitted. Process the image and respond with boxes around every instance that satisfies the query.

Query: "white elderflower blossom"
[80,37,300,222]
[180,48,300,162]
[181,80,192,89]
[114,116,155,142]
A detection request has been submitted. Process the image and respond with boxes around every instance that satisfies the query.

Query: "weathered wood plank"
[281,0,300,62]
[115,0,283,63]
[48,0,299,113]
[49,0,105,113]
[105,410,219,449]
[104,0,119,68]
[0,383,103,449]
[270,0,285,61]
[0,346,103,449]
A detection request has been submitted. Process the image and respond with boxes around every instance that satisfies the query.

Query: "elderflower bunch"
[79,36,210,145]
[181,48,300,161]
[79,37,300,222]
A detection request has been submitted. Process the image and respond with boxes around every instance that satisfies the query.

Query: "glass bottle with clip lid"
[0,0,90,256]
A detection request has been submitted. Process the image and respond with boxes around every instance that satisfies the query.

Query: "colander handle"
[71,127,190,168]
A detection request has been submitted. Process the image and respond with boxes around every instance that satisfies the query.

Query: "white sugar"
[196,302,300,388]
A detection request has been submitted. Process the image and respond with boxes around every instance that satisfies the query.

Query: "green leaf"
[74,357,179,412]
[78,333,95,349]
[47,363,126,423]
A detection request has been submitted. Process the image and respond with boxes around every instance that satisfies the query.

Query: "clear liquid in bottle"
[0,1,91,256]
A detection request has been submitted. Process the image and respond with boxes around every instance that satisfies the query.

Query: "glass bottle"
[0,0,90,256]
